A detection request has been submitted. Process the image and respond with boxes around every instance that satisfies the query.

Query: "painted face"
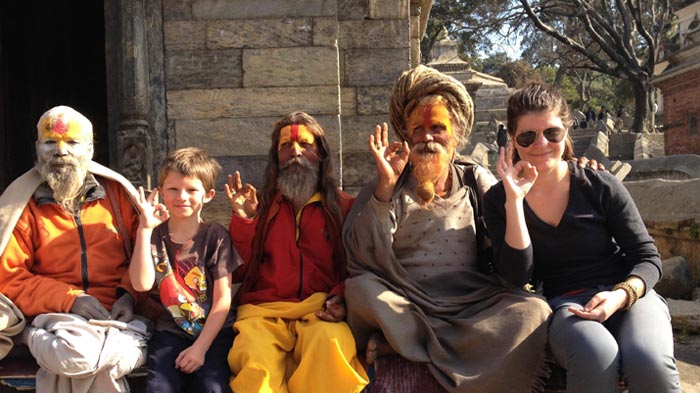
[513,111,567,172]
[160,172,214,219]
[277,123,319,166]
[407,98,454,147]
[36,111,93,164]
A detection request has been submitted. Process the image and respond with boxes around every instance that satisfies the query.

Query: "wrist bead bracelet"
[613,281,638,310]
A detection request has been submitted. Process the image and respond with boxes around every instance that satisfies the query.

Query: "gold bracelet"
[613,281,638,310]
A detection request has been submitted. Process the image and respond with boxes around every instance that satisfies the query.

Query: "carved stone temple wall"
[106,0,433,224]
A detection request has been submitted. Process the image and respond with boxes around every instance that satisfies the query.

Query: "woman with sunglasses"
[483,83,680,393]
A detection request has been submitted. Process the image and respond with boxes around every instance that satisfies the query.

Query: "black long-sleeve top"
[483,162,662,298]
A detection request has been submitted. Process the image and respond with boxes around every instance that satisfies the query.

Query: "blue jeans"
[548,287,680,393]
[145,328,234,393]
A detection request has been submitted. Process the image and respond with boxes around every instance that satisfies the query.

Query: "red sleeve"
[229,214,258,264]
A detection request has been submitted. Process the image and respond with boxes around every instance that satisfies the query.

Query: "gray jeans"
[548,287,680,393]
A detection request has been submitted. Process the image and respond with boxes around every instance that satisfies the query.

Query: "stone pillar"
[112,0,153,189]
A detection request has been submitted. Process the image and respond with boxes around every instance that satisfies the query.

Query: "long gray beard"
[277,157,319,208]
[37,158,89,216]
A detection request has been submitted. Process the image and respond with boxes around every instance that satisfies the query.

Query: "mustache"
[281,156,314,170]
[412,141,447,155]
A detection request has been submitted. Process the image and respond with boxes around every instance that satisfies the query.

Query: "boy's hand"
[225,172,258,218]
[136,187,169,228]
[175,343,206,374]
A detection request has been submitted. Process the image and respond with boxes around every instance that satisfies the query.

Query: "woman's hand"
[496,142,538,201]
[225,172,258,218]
[136,187,169,229]
[370,122,409,202]
[568,289,628,322]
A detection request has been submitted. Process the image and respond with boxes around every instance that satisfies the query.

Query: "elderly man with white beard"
[0,106,149,392]
[343,66,552,393]
[224,111,368,393]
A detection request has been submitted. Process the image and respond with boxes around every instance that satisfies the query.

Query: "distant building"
[652,1,700,155]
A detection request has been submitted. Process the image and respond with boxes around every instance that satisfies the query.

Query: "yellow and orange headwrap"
[36,106,93,143]
[278,123,315,151]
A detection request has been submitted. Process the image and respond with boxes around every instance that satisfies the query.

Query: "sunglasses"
[515,128,566,148]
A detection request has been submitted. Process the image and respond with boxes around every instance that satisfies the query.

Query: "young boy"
[130,147,241,393]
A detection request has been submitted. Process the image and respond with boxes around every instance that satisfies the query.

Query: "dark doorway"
[1,1,108,192]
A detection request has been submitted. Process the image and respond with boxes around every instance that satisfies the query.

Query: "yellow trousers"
[228,293,368,393]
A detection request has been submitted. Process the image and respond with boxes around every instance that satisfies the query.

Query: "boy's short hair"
[158,147,221,190]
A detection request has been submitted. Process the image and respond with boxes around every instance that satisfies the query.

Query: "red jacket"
[230,190,354,306]
[0,177,139,317]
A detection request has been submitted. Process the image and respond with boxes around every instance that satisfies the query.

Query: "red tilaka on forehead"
[53,118,69,135]
[290,123,299,141]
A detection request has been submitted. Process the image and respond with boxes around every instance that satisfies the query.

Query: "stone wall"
[159,0,421,224]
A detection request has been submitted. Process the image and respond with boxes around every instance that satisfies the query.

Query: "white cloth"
[0,293,26,359]
[27,313,150,393]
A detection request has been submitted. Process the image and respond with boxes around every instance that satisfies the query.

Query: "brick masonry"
[656,68,700,155]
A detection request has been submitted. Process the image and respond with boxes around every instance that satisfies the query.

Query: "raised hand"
[136,186,169,229]
[496,142,538,201]
[370,122,409,202]
[225,172,258,218]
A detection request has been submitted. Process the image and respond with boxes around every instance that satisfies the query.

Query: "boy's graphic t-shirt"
[149,222,240,339]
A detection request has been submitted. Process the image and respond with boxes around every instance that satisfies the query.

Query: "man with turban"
[0,106,149,392]
[343,66,552,392]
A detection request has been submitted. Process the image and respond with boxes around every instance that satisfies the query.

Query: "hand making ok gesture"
[225,171,258,219]
[370,122,409,202]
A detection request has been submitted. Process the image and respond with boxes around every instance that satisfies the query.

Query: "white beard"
[277,156,320,208]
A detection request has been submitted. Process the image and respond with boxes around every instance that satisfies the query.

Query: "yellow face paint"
[407,97,453,140]
[35,107,93,164]
[38,111,92,148]
[278,123,316,151]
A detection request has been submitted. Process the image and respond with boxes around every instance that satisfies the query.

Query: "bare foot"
[365,332,395,365]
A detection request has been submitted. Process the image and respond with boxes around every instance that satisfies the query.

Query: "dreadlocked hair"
[389,65,474,151]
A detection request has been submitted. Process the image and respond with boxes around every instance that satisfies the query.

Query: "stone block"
[656,256,696,299]
[164,21,206,51]
[162,0,192,20]
[624,178,700,223]
[339,20,409,49]
[243,47,339,87]
[341,87,358,116]
[207,19,312,49]
[667,299,700,334]
[338,0,369,20]
[343,48,409,86]
[175,115,341,157]
[356,86,392,115]
[192,0,337,19]
[174,117,279,156]
[368,0,409,19]
[167,86,340,119]
[313,17,339,47]
[342,151,377,193]
[625,154,700,181]
[166,49,242,89]
[341,114,391,152]
[590,131,609,156]
[467,143,492,168]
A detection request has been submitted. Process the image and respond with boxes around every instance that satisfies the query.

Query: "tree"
[516,0,673,133]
